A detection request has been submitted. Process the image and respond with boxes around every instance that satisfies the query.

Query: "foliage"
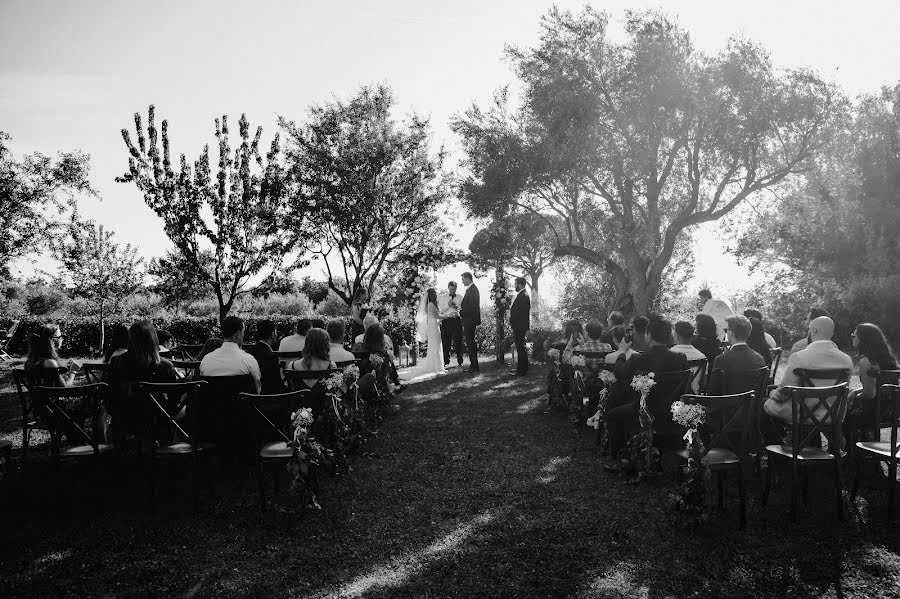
[453,8,838,315]
[298,276,330,308]
[0,131,96,274]
[280,84,452,305]
[556,260,618,323]
[147,248,212,315]
[56,219,144,353]
[118,105,312,323]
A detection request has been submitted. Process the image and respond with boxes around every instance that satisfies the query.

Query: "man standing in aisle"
[509,277,531,376]
[440,281,464,369]
[459,272,481,373]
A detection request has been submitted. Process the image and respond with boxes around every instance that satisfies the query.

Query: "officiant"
[439,281,464,368]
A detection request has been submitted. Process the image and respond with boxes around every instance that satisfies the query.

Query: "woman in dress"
[847,322,898,440]
[349,287,370,341]
[290,328,336,416]
[691,313,723,364]
[418,288,445,375]
[747,317,773,367]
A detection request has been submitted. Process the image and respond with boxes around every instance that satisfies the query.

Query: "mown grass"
[1,362,899,598]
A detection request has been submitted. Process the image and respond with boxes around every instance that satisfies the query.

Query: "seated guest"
[278,318,312,352]
[326,319,355,363]
[600,311,626,345]
[354,314,394,355]
[105,320,178,437]
[747,317,773,367]
[605,318,689,462]
[104,328,129,363]
[289,328,336,414]
[631,315,651,352]
[359,323,403,390]
[847,322,898,438]
[605,325,637,364]
[568,319,612,372]
[196,337,223,362]
[25,323,80,387]
[670,321,708,392]
[691,313,723,364]
[764,316,852,425]
[561,319,585,362]
[790,307,831,354]
[246,319,284,395]
[707,315,766,396]
[743,309,777,348]
[157,329,174,357]
[311,318,326,330]
[199,316,261,393]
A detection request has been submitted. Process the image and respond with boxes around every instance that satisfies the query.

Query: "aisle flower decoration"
[626,372,659,479]
[568,354,588,431]
[670,400,710,526]
[287,407,330,508]
[546,349,564,410]
[586,369,618,452]
[369,354,384,368]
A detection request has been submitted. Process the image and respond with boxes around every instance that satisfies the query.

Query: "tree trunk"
[530,273,541,326]
[217,291,234,329]
[496,308,506,364]
[98,309,105,357]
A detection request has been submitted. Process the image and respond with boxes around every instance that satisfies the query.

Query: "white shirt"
[329,342,355,363]
[764,332,777,348]
[670,344,707,361]
[199,341,261,393]
[278,334,305,352]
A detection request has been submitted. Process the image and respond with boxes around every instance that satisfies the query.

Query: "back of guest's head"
[363,313,379,330]
[311,318,325,330]
[743,308,763,321]
[633,315,649,334]
[855,323,897,369]
[674,321,694,342]
[648,318,673,344]
[695,313,717,340]
[725,315,752,342]
[326,319,346,344]
[611,325,627,344]
[608,311,625,327]
[157,329,173,348]
[128,320,161,371]
[747,317,767,346]
[257,319,276,342]
[296,318,312,336]
[699,288,712,300]
[363,323,386,353]
[302,328,331,365]
[585,319,605,340]
[809,316,835,341]
[104,327,130,362]
[198,337,223,361]
[221,316,244,339]
[26,323,60,366]
[564,319,583,337]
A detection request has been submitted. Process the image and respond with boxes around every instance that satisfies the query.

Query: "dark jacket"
[691,335,723,364]
[707,343,767,396]
[247,341,284,395]
[614,345,689,419]
[509,290,531,332]
[460,284,481,327]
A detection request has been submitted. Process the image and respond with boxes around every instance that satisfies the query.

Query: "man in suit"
[764,316,852,425]
[604,317,689,465]
[246,319,284,395]
[508,277,531,376]
[707,315,767,396]
[459,271,481,373]
[440,281,465,368]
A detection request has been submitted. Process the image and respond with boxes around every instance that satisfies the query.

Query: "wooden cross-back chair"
[573,350,611,377]
[768,347,783,386]
[852,383,900,521]
[644,369,692,438]
[138,381,214,512]
[275,351,304,369]
[706,366,772,476]
[198,374,256,458]
[81,362,109,384]
[334,359,361,369]
[676,391,755,529]
[173,344,204,361]
[170,360,201,380]
[0,319,19,361]
[761,383,850,522]
[687,358,708,394]
[238,389,311,509]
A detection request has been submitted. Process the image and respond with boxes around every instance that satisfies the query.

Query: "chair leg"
[273,465,281,495]
[761,457,772,506]
[737,467,746,530]
[834,456,844,521]
[717,471,725,510]
[851,454,861,501]
[258,461,266,510]
[790,462,798,523]
[888,459,896,521]
[802,468,810,506]
[21,427,29,478]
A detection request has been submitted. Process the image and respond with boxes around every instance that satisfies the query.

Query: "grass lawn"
[1,361,899,598]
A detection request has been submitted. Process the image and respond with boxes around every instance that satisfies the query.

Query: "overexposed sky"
[2,0,899,295]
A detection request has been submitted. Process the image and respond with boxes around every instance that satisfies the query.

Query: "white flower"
[343,364,360,381]
[369,354,384,367]
[323,372,344,392]
[569,355,587,369]
[671,401,706,429]
[631,373,657,398]
[598,370,617,385]
[546,348,560,362]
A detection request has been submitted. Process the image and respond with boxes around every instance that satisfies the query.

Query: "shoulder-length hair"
[362,323,386,353]
[302,328,331,368]
[26,323,60,368]
[694,313,718,340]
[856,322,898,370]
[427,288,437,307]
[128,320,161,371]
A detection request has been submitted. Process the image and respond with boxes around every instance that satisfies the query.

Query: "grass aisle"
[2,362,900,598]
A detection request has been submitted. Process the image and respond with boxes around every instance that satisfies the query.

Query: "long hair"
[104,327,130,362]
[856,323,898,370]
[427,288,438,307]
[353,287,368,304]
[302,328,331,368]
[26,323,60,369]
[747,317,772,365]
[695,313,717,340]
[128,320,161,371]
[362,323,387,353]
[563,319,583,337]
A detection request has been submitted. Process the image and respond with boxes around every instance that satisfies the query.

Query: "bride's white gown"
[422,303,445,374]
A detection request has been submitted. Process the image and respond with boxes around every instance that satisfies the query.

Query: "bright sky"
[2,0,899,297]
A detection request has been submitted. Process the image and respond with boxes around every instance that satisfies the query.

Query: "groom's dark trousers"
[441,317,464,366]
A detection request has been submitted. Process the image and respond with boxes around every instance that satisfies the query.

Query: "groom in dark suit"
[459,272,481,373]
[509,277,531,375]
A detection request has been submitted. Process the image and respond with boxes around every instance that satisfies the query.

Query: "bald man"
[763,316,852,424]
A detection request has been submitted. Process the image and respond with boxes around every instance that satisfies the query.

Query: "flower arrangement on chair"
[670,400,710,526]
[568,354,588,432]
[586,369,617,452]
[546,349,564,411]
[287,407,331,509]
[625,372,660,480]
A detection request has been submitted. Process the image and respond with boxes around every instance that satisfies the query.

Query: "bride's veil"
[415,290,429,343]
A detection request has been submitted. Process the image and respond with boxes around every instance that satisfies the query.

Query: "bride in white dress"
[416,288,445,375]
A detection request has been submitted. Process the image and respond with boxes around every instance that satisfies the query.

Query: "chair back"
[873,371,900,428]
[687,358,708,393]
[784,383,849,456]
[283,368,340,392]
[708,365,769,400]
[238,389,310,447]
[875,384,900,464]
[681,391,755,458]
[32,382,108,452]
[645,369,691,422]
[2,320,20,342]
[171,360,201,378]
[352,351,370,361]
[13,367,67,431]
[334,359,361,369]
[137,381,206,446]
[174,344,204,360]
[793,368,851,388]
[768,347,783,383]
[81,362,109,384]
[197,375,256,445]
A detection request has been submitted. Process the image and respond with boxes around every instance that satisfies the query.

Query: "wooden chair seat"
[154,441,214,457]
[766,444,834,461]
[0,439,11,451]
[260,441,293,459]
[676,446,740,467]
[60,443,115,458]
[855,441,900,459]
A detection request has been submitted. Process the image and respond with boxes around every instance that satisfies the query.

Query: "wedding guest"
[600,311,626,345]
[278,318,311,353]
[157,329,174,357]
[707,315,766,396]
[196,337,223,362]
[199,316,261,393]
[747,317,773,367]
[103,328,129,363]
[441,281,465,368]
[764,316,852,425]
[743,309,777,348]
[326,319,355,363]
[604,325,637,364]
[670,321,707,392]
[359,323,404,392]
[509,277,531,376]
[631,315,651,352]
[561,319,585,362]
[692,313,723,364]
[459,271,482,373]
[105,320,178,436]
[354,314,394,355]
[570,319,612,372]
[847,322,898,439]
[349,287,370,340]
[790,307,831,354]
[246,319,284,395]
[311,318,326,330]
[25,323,80,387]
[289,328,335,389]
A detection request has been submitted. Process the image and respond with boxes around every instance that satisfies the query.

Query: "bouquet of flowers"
[626,372,660,479]
[369,354,384,368]
[343,364,360,386]
[546,348,560,363]
[287,407,330,507]
[323,372,345,393]
[569,354,587,369]
[670,400,710,527]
